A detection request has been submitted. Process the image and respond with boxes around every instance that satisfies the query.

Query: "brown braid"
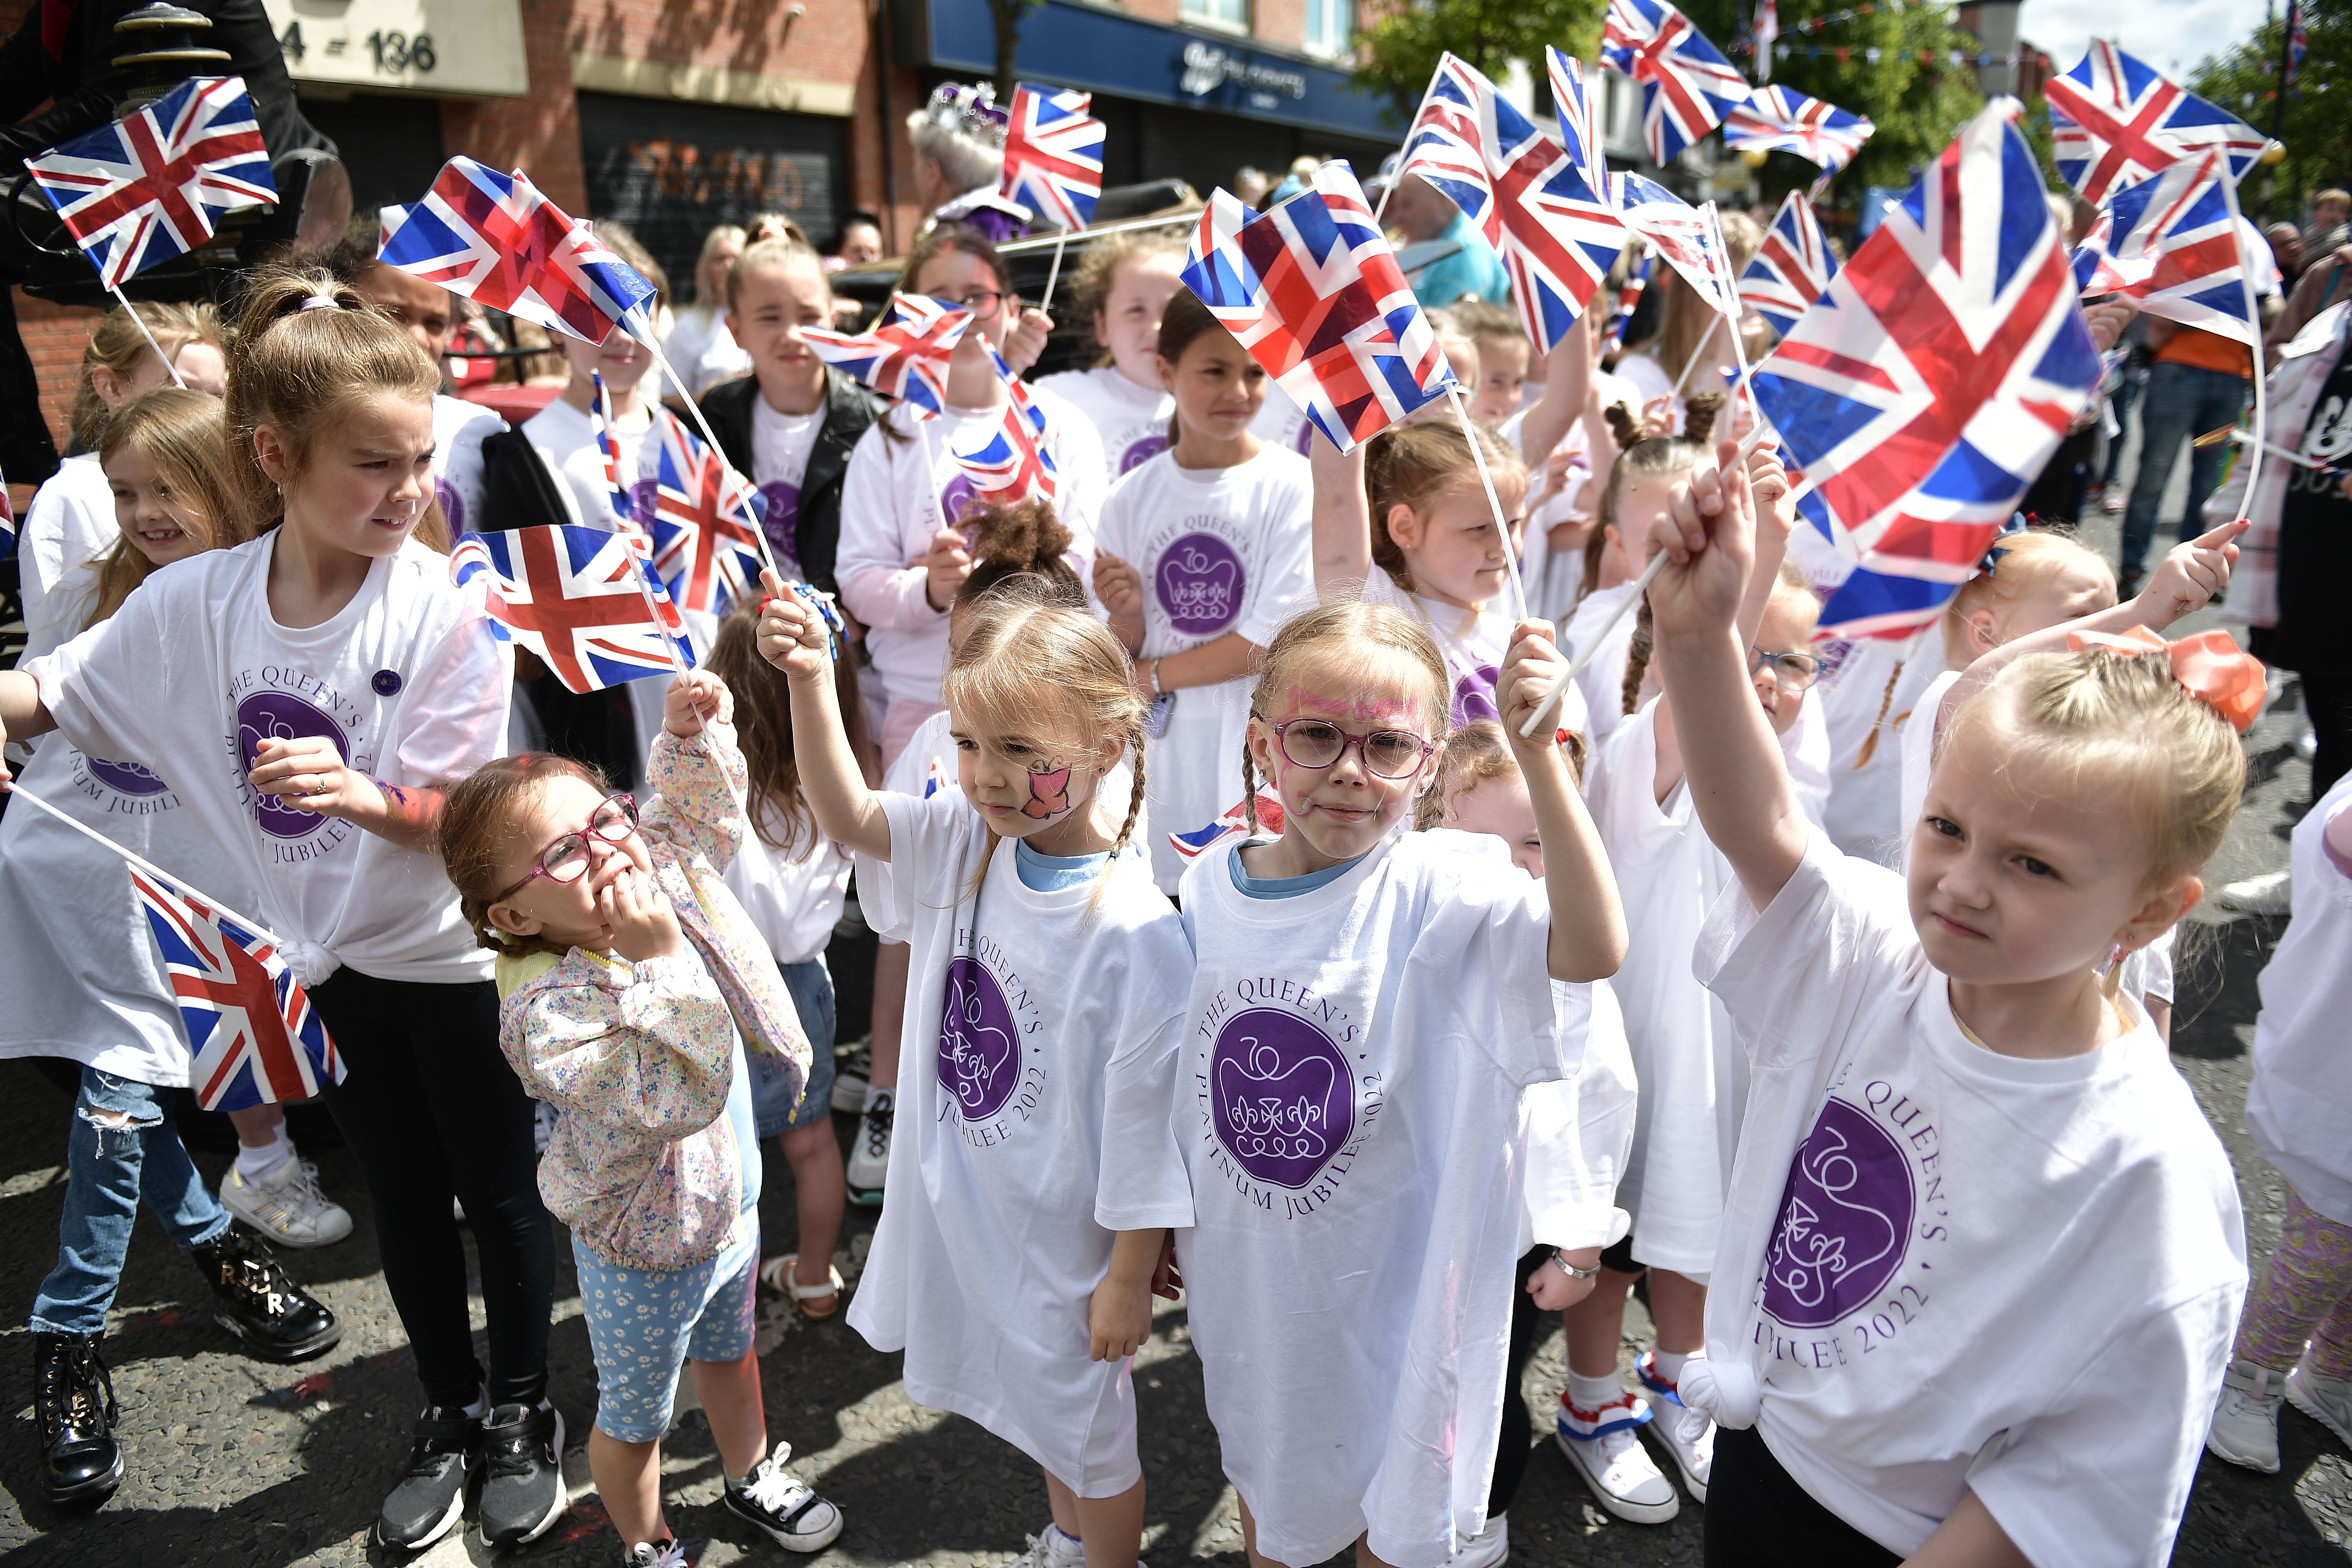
[1851,661,1906,769]
[1620,594,1656,716]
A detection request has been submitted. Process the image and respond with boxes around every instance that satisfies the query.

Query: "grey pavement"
[0,432,2343,1565]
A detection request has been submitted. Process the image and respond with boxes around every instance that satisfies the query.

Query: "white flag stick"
[5,782,283,946]
[2214,169,2269,527]
[1517,548,1669,738]
[917,418,953,534]
[629,309,784,584]
[1039,230,1070,314]
[109,286,186,390]
[1446,385,1530,623]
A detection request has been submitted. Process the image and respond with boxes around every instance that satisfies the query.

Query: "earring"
[2101,942,2127,1002]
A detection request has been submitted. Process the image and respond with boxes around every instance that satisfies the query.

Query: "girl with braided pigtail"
[758,573,1186,1568]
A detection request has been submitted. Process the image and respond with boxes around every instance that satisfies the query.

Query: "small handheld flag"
[1723,86,1875,175]
[452,525,698,692]
[2045,41,2265,204]
[135,871,342,1111]
[999,84,1104,233]
[649,411,768,615]
[1600,0,1750,166]
[802,296,975,419]
[951,347,1061,506]
[1740,191,1839,338]
[2069,151,2260,346]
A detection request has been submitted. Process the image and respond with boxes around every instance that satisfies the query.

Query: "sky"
[2018,0,2272,81]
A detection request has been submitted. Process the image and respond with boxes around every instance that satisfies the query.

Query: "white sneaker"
[1007,1524,1085,1568]
[832,1043,871,1113]
[1451,1510,1508,1568]
[2100,483,2128,514]
[219,1159,352,1249]
[2218,870,2293,915]
[1635,1351,1712,1501]
[2207,1358,2287,1472]
[1556,1391,1679,1524]
[846,1090,892,1205]
[2288,1362,2352,1453]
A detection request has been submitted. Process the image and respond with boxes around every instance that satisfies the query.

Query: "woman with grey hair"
[907,82,1032,244]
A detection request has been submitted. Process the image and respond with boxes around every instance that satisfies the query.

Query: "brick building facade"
[5,0,1398,483]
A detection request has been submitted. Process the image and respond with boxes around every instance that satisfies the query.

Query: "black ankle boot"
[33,1331,122,1506]
[188,1225,340,1362]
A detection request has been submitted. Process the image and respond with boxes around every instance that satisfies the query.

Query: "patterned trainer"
[219,1158,353,1248]
[1556,1388,1679,1524]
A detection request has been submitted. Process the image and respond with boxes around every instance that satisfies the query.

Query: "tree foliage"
[2192,0,2352,224]
[1355,0,1607,127]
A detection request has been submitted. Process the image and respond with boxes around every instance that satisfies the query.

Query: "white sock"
[1651,1348,1691,1386]
[1566,1369,1624,1411]
[234,1123,294,1182]
[461,1391,489,1420]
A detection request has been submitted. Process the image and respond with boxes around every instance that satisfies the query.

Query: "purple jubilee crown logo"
[939,473,982,528]
[1210,1008,1354,1190]
[1119,433,1168,474]
[1760,1098,1914,1329]
[1454,664,1501,726]
[236,691,349,840]
[1157,533,1244,637]
[84,755,169,797]
[939,956,1021,1121]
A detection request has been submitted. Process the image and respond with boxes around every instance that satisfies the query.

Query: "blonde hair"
[86,389,253,627]
[1413,718,1585,830]
[1242,600,1451,830]
[1362,419,1528,594]
[693,223,750,309]
[1637,211,1760,389]
[224,267,444,539]
[939,586,1149,910]
[1446,299,1527,353]
[1944,648,2245,886]
[72,301,220,453]
[725,231,829,313]
[1071,226,1188,366]
[1938,528,2115,670]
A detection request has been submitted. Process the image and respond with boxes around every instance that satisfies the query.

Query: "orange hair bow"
[2065,625,2267,734]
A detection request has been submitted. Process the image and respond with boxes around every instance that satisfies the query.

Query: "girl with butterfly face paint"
[759,574,1191,1568]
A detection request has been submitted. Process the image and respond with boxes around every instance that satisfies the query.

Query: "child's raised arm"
[1499,620,1628,982]
[755,572,894,862]
[1514,315,1595,476]
[1307,427,1373,591]
[1644,439,1809,910]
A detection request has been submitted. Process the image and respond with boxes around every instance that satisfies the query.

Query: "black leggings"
[1704,1425,1901,1567]
[310,967,554,1409]
[1488,1245,1552,1514]
[2306,672,2352,802]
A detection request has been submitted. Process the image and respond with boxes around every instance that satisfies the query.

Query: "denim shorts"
[749,957,836,1138]
[572,1225,758,1443]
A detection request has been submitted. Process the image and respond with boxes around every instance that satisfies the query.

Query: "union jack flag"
[802,295,975,418]
[132,870,341,1111]
[378,158,657,343]
[1612,170,1736,315]
[1548,50,1613,215]
[25,76,275,290]
[1722,85,1875,174]
[953,348,1060,504]
[648,412,765,615]
[1169,793,1287,860]
[998,83,1104,232]
[452,525,696,692]
[1182,161,1455,453]
[1393,54,1496,232]
[591,371,637,527]
[2288,0,2308,89]
[1600,0,1751,165]
[1740,191,1838,337]
[2045,41,2265,205]
[1478,80,1626,352]
[1751,102,2102,640]
[2070,151,2260,346]
[1609,249,1654,348]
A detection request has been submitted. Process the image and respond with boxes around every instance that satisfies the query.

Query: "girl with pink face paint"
[1163,597,1625,1568]
[759,577,1190,1568]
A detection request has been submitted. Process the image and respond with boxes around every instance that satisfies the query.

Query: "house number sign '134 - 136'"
[278,22,438,73]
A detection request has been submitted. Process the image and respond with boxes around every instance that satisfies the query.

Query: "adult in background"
[2304,188,2351,260]
[667,223,752,397]
[826,211,886,272]
[906,83,1029,245]
[1386,172,1509,311]
[2268,221,2308,289]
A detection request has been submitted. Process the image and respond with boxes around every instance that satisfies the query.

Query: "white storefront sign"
[259,0,528,98]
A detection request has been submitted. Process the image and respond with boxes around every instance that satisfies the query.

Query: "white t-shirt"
[667,306,752,397]
[1808,631,1936,865]
[747,394,825,583]
[1584,696,1825,1276]
[0,567,262,1085]
[1614,348,1735,436]
[30,534,512,986]
[1691,832,2245,1565]
[18,456,117,690]
[1559,581,1641,745]
[1174,828,1568,1568]
[1096,446,1313,890]
[836,396,1106,708]
[1521,976,1638,1255]
[1896,669,2175,1004]
[1357,572,1586,737]
[721,798,850,968]
[1035,365,1174,483]
[2246,771,2352,1224]
[432,394,504,537]
[846,789,1192,1496]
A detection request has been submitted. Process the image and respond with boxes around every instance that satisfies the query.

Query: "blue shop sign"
[902,0,1396,139]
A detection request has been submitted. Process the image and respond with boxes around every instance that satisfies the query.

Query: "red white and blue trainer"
[1634,1350,1713,1502]
[1555,1388,1678,1524]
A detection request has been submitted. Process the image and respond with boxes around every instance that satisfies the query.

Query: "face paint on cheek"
[1020,766,1073,821]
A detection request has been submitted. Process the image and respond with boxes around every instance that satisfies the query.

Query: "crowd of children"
[0,201,2327,1568]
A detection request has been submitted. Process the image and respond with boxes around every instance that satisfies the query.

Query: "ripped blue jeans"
[28,1067,231,1339]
